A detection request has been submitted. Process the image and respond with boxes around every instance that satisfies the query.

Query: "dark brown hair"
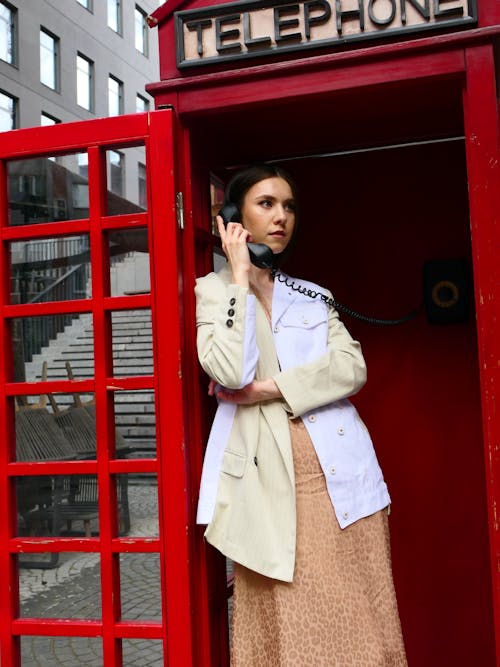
[223,164,299,268]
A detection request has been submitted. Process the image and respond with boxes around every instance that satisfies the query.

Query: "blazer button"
[227,308,235,316]
[229,297,236,305]
[254,456,258,466]
[226,319,234,328]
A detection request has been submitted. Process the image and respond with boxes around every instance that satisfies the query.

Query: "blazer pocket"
[221,449,247,478]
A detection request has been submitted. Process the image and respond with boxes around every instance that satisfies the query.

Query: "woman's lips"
[269,231,285,237]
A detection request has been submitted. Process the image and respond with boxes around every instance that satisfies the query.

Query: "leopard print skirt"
[230,418,408,666]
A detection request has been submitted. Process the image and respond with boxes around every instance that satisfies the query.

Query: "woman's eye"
[259,200,272,208]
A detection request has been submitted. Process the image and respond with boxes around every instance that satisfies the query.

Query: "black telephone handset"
[218,203,274,269]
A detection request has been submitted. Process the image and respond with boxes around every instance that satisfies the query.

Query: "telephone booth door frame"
[0,110,197,666]
[160,40,500,666]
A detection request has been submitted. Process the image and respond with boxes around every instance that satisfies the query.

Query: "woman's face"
[240,177,296,255]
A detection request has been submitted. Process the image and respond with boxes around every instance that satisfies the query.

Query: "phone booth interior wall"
[148,1,500,665]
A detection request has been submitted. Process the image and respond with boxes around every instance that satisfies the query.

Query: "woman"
[195,164,407,665]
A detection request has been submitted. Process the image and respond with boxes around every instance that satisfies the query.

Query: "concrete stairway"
[24,287,156,460]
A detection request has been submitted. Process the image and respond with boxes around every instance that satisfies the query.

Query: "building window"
[0,89,16,131]
[76,0,92,10]
[40,28,59,90]
[108,75,123,117]
[107,0,121,34]
[136,94,149,114]
[138,162,146,208]
[41,112,60,126]
[78,153,88,179]
[77,53,93,111]
[109,150,124,196]
[0,1,16,65]
[135,6,148,55]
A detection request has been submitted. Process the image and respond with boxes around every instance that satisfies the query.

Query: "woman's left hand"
[211,378,282,405]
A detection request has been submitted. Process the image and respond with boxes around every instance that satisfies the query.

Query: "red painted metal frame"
[462,44,500,665]
[0,111,194,666]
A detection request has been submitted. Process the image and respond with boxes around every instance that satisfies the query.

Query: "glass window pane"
[77,53,93,111]
[41,112,59,126]
[122,639,163,666]
[106,145,146,215]
[117,473,158,537]
[108,75,123,117]
[7,154,89,225]
[108,228,150,297]
[111,309,152,377]
[19,553,101,618]
[15,392,96,462]
[16,474,100,537]
[11,312,94,382]
[21,636,103,664]
[136,93,149,113]
[114,390,156,459]
[109,149,123,194]
[40,29,58,90]
[135,6,147,55]
[138,162,147,208]
[0,89,16,131]
[0,2,15,64]
[120,553,161,620]
[107,0,121,33]
[77,0,92,10]
[10,234,91,304]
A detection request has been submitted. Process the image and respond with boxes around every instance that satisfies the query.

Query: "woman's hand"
[216,215,251,286]
[209,378,282,405]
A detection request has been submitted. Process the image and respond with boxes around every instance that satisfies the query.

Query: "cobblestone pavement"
[18,484,164,666]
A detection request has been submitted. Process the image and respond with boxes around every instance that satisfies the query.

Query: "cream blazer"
[195,265,390,582]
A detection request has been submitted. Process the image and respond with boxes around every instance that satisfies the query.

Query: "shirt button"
[343,511,349,520]
[226,319,233,328]
[308,415,316,423]
[274,325,279,333]
[337,427,345,435]
[229,297,236,305]
[329,466,336,475]
[302,317,309,325]
[227,308,235,316]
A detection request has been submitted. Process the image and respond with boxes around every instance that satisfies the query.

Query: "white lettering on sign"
[175,0,476,68]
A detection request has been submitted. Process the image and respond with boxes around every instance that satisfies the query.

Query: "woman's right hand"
[216,215,252,286]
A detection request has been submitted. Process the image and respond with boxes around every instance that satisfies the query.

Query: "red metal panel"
[462,44,500,667]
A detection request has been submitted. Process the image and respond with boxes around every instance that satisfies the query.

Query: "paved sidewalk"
[19,484,163,666]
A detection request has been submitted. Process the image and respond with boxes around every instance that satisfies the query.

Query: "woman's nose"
[274,205,287,223]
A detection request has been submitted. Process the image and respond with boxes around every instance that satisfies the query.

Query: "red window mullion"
[0,158,21,667]
[87,144,123,666]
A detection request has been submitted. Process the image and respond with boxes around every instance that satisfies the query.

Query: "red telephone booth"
[0,0,499,665]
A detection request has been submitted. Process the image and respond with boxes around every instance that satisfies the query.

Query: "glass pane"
[119,473,158,538]
[120,552,161,620]
[7,153,89,225]
[15,392,95,462]
[10,235,91,304]
[0,4,14,64]
[12,312,93,382]
[40,30,56,89]
[108,76,122,117]
[16,474,100,537]
[106,145,146,214]
[0,90,15,131]
[21,637,102,665]
[109,228,150,297]
[114,390,156,459]
[123,639,163,666]
[111,310,152,377]
[77,54,92,111]
[19,552,101,618]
